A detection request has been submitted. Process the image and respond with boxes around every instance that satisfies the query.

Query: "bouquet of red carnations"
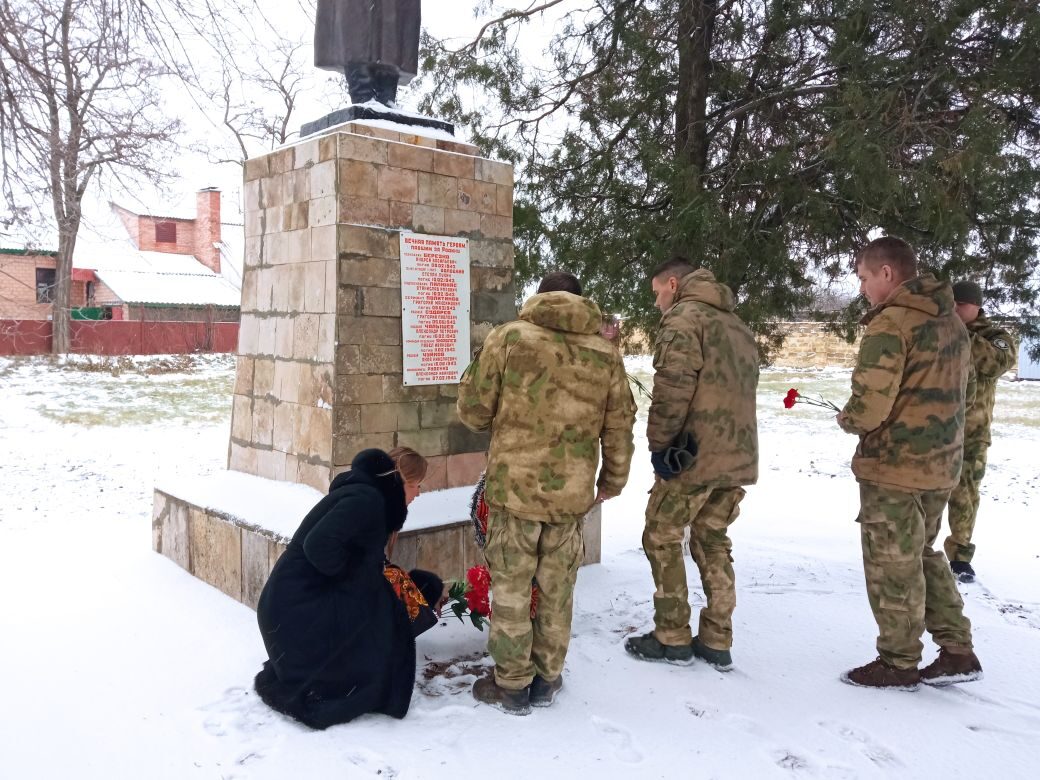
[445,565,539,631]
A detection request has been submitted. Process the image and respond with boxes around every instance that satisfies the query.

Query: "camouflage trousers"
[642,481,745,650]
[484,509,584,691]
[858,483,973,669]
[944,443,989,563]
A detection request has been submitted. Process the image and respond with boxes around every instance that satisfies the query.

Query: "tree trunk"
[675,0,716,175]
[51,230,75,354]
[674,0,718,262]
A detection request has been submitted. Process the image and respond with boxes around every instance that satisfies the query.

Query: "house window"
[155,221,177,243]
[35,267,56,303]
[86,281,96,305]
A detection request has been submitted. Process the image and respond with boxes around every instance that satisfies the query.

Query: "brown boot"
[840,658,920,691]
[472,675,531,716]
[920,648,983,686]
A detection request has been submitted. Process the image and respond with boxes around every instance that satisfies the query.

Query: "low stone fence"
[622,321,859,367]
[770,321,860,368]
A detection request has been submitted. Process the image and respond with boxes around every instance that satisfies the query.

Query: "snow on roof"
[218,221,244,289]
[95,269,241,307]
[112,189,205,221]
[156,471,476,541]
[66,206,242,305]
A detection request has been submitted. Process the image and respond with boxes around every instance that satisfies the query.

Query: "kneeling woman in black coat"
[254,447,443,729]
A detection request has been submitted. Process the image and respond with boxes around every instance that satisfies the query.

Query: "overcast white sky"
[151,0,557,220]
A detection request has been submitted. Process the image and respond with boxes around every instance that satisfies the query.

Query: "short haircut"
[537,271,582,296]
[651,256,696,282]
[855,236,918,280]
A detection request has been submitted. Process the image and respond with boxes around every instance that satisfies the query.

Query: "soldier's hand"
[595,488,618,503]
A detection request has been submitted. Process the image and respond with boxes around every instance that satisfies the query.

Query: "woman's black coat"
[254,449,415,729]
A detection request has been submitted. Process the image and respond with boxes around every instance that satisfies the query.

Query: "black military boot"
[840,657,920,691]
[920,648,983,686]
[472,675,531,716]
[624,632,694,665]
[950,561,976,583]
[529,674,563,707]
[692,636,734,672]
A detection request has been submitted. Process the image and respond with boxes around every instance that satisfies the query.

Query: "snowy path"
[1,356,1038,779]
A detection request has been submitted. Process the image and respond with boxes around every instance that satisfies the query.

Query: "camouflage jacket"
[647,269,759,488]
[457,291,636,521]
[838,275,971,492]
[964,311,1016,446]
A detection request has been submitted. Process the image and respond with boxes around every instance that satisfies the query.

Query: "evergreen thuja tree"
[416,1,1040,355]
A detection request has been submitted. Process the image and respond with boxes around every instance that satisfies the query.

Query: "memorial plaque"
[400,233,471,385]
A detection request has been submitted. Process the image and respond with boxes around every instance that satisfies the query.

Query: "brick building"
[0,188,242,322]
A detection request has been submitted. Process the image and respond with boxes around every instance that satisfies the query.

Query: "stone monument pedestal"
[151,119,602,607]
[301,104,455,138]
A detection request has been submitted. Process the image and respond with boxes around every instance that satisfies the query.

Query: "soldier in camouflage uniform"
[624,258,759,672]
[944,280,1017,582]
[837,237,983,690]
[457,271,636,715]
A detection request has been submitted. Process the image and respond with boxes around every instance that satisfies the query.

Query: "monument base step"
[301,103,454,138]
[152,471,601,610]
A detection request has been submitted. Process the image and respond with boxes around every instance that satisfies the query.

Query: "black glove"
[650,449,676,480]
[651,432,698,480]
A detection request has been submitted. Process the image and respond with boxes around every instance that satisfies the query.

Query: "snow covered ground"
[1,354,1038,779]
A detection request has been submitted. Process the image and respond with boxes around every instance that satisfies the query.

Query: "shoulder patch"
[992,337,1010,351]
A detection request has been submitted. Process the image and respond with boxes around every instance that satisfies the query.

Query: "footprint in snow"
[198,685,275,739]
[942,686,1040,727]
[966,584,1040,631]
[819,720,901,768]
[591,715,644,763]
[774,750,815,774]
[343,748,398,778]
[684,699,716,718]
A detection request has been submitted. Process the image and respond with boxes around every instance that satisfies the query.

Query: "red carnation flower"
[464,565,492,617]
[782,387,839,412]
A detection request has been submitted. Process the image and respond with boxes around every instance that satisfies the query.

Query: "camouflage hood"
[672,269,736,313]
[458,291,636,521]
[863,274,953,325]
[839,273,971,492]
[519,291,603,335]
[647,268,759,487]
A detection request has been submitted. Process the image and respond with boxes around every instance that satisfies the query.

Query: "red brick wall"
[136,215,196,255]
[92,279,121,306]
[113,196,224,271]
[0,253,51,319]
[113,204,141,247]
[0,254,88,319]
[193,189,222,274]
